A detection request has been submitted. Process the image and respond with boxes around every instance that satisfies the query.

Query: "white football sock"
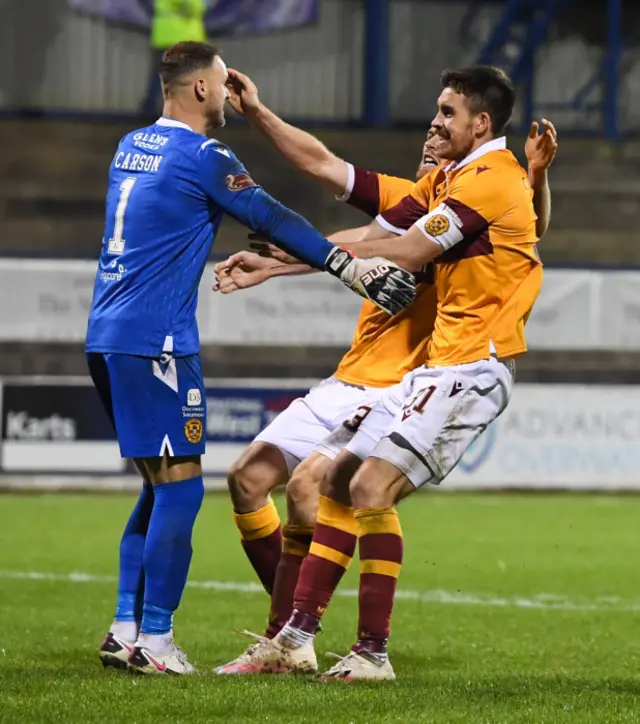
[111,620,137,642]
[278,623,315,649]
[137,631,174,654]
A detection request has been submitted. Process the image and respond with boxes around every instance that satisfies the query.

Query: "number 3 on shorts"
[343,405,372,432]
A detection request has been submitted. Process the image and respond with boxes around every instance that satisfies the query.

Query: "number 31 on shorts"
[402,385,436,421]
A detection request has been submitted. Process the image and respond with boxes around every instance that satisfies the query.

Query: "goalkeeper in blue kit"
[86,41,415,675]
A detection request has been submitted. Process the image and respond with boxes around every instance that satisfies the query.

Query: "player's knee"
[319,462,339,499]
[286,456,327,526]
[348,467,378,509]
[227,460,265,512]
[319,451,360,507]
[227,445,288,513]
[348,460,390,510]
[140,455,201,485]
[285,477,318,527]
[349,458,407,510]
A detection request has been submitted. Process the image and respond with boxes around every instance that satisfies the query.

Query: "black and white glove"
[325,247,417,315]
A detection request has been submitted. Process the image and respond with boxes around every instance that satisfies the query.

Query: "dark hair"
[440,66,515,135]
[160,41,221,93]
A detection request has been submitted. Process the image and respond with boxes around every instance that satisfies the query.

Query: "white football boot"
[213,630,317,675]
[99,632,136,670]
[128,642,196,675]
[213,631,269,675]
[319,650,396,681]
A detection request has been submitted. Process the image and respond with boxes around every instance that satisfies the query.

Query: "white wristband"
[335,163,355,202]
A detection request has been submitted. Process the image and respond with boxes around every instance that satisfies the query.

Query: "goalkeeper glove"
[325,248,416,315]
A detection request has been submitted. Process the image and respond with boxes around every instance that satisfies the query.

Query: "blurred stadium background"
[2,2,640,721]
[0,0,638,491]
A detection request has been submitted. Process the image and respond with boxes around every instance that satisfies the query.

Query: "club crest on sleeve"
[225,173,256,191]
[184,418,203,444]
[424,214,450,237]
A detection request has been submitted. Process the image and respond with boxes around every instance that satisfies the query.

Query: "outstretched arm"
[248,221,395,265]
[217,223,390,294]
[213,251,316,295]
[200,144,416,314]
[525,119,557,238]
[226,69,349,196]
[198,140,334,269]
[339,228,431,273]
[216,213,405,299]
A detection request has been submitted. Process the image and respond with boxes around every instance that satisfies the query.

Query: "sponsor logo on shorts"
[225,173,256,191]
[187,389,202,407]
[184,418,203,444]
[424,214,450,237]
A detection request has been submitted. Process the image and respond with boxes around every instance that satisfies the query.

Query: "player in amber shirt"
[376,132,543,366]
[244,66,550,681]
[210,71,445,646]
[211,132,441,676]
[212,68,556,676]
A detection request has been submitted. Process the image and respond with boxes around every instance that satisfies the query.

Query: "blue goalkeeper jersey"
[86,117,333,358]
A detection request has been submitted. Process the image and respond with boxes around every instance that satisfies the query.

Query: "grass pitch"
[1,491,640,723]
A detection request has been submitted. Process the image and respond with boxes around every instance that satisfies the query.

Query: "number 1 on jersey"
[108,176,137,255]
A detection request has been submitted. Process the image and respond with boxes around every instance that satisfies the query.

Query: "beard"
[205,108,226,136]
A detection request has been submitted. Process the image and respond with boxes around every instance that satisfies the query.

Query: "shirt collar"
[443,136,507,172]
[156,117,194,132]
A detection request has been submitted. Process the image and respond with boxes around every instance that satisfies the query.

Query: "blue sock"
[140,476,204,635]
[115,482,154,623]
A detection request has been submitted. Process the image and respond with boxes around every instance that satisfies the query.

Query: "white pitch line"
[1,569,638,613]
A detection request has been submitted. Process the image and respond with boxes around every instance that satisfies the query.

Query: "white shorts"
[339,357,515,488]
[254,376,383,473]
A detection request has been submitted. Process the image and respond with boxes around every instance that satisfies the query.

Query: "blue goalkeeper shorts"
[87,352,206,459]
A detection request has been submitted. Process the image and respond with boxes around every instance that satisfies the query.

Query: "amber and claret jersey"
[331,165,439,388]
[377,138,543,367]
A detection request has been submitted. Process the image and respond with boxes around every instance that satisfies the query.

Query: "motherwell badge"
[184,418,203,444]
[225,173,256,191]
[424,214,450,237]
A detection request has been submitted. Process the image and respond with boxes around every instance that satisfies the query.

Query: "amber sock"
[264,524,314,638]
[285,496,357,637]
[233,498,283,594]
[354,507,403,656]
